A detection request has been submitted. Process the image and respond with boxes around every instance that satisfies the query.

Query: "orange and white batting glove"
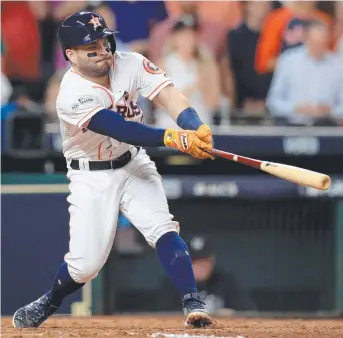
[196,124,213,144]
[164,128,213,160]
[195,124,214,159]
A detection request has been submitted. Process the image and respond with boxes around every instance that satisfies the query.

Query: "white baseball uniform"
[56,52,179,283]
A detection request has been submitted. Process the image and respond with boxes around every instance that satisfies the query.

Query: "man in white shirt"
[267,20,343,125]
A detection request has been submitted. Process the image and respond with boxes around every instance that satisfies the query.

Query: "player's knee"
[147,220,180,248]
[67,260,99,283]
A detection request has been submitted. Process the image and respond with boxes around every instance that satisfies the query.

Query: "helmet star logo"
[88,15,102,30]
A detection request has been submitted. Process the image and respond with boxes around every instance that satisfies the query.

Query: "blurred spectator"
[1,40,12,106]
[149,1,227,63]
[228,1,272,117]
[165,1,242,30]
[106,0,168,56]
[255,1,333,73]
[28,1,59,84]
[154,15,220,128]
[1,1,41,81]
[1,73,13,106]
[157,235,256,314]
[267,21,343,126]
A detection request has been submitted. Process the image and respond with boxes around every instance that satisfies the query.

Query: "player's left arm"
[153,85,212,146]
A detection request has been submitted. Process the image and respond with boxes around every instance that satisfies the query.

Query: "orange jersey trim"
[98,141,105,160]
[147,80,172,100]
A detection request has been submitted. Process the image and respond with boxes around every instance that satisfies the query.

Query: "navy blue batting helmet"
[57,11,117,61]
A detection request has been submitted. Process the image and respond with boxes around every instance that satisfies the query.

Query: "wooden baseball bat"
[210,148,331,191]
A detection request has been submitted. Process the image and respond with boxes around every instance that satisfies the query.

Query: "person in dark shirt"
[157,235,256,314]
[227,1,272,115]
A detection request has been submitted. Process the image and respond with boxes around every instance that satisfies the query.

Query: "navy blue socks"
[156,232,197,298]
[47,232,197,308]
[46,262,84,307]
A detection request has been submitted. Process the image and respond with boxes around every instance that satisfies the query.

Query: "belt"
[70,147,140,171]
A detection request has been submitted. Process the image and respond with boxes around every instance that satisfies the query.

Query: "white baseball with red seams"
[56,51,179,283]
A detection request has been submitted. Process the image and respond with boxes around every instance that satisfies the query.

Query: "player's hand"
[196,124,212,144]
[164,128,213,160]
[195,124,214,159]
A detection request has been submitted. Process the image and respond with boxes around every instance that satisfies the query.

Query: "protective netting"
[106,198,338,313]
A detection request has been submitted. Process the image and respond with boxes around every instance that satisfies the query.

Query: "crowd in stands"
[1,0,343,128]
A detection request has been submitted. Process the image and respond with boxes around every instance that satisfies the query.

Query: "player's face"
[72,38,113,77]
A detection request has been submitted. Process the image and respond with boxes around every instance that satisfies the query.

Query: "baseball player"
[13,11,213,329]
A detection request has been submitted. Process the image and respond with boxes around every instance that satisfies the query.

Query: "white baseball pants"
[64,149,179,283]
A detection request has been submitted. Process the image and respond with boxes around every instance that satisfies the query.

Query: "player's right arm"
[56,86,211,159]
[87,108,212,159]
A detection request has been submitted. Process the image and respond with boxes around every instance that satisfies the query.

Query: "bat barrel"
[210,148,331,191]
[261,162,331,191]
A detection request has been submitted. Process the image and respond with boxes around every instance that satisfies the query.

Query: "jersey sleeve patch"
[70,95,100,112]
[143,58,164,75]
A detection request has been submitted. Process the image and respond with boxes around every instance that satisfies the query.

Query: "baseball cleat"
[182,293,212,328]
[12,294,58,328]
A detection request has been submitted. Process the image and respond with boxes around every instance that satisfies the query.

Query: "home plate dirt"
[2,315,343,338]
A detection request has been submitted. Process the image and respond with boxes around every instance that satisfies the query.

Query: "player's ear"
[65,49,76,63]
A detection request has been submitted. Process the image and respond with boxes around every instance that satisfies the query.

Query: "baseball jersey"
[56,51,173,161]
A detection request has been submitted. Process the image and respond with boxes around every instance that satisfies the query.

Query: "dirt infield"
[2,315,343,338]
